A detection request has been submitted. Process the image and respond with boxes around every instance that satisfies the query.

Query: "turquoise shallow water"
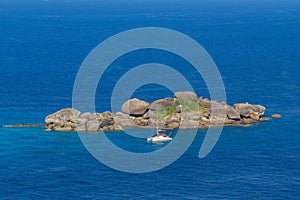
[0,1,300,199]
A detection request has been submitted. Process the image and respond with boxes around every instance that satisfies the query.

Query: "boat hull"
[147,136,172,143]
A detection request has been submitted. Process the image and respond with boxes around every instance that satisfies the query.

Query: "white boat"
[147,109,172,143]
[147,130,172,143]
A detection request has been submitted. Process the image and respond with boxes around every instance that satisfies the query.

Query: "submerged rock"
[272,114,282,119]
[3,124,43,128]
[260,117,270,121]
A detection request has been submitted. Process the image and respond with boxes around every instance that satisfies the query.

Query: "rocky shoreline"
[41,92,281,132]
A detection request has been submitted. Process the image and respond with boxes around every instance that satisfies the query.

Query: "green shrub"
[154,98,205,120]
[157,109,167,120]
[155,105,177,120]
[174,99,180,107]
[164,106,176,115]
[199,106,206,111]
[183,99,198,112]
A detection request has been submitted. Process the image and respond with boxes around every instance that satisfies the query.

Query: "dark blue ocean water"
[0,1,300,199]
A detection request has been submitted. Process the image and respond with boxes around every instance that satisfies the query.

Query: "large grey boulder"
[134,117,149,126]
[121,98,149,116]
[226,105,241,120]
[210,102,226,119]
[86,120,100,132]
[233,103,265,120]
[180,112,202,128]
[198,97,212,108]
[181,120,199,129]
[45,108,81,130]
[143,110,156,119]
[164,113,181,129]
[149,98,174,111]
[182,112,201,121]
[165,113,181,123]
[114,112,137,127]
[99,111,115,125]
[45,108,81,124]
[174,92,197,103]
[75,118,87,132]
[80,112,97,121]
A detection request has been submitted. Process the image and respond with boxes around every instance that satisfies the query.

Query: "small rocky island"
[44,92,278,132]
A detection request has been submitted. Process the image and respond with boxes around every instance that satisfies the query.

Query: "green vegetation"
[199,106,206,111]
[154,98,207,120]
[182,99,198,112]
[157,109,167,120]
[164,106,176,115]
[174,98,180,107]
[156,106,176,120]
[179,99,206,112]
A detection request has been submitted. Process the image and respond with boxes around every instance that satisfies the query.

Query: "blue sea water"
[0,0,300,199]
